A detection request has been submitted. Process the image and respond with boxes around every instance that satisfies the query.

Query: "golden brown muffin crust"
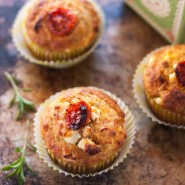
[24,0,100,53]
[144,45,185,115]
[40,87,126,173]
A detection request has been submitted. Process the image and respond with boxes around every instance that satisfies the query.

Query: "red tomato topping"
[48,8,78,36]
[175,61,185,86]
[66,101,91,130]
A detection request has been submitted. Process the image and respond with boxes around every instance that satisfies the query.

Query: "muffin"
[144,45,185,125]
[22,0,102,61]
[37,87,127,174]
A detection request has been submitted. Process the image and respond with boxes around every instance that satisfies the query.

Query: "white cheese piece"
[91,112,99,121]
[91,106,101,121]
[63,130,81,144]
[173,63,177,69]
[154,97,162,105]
[169,73,176,82]
[78,138,94,150]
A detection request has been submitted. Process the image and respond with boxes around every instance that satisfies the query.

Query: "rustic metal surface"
[1,0,185,185]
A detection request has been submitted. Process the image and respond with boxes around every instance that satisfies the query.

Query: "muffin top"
[40,87,126,167]
[24,0,100,53]
[144,45,185,115]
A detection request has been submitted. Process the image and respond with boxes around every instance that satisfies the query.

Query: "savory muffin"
[144,45,185,125]
[38,87,126,174]
[22,0,101,60]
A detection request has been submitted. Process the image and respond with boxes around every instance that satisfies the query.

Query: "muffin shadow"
[147,124,185,158]
[14,58,97,104]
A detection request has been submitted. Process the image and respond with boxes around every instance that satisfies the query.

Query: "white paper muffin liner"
[12,0,105,69]
[34,87,136,178]
[133,46,185,129]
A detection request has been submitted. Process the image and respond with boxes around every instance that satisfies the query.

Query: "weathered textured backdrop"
[0,0,185,185]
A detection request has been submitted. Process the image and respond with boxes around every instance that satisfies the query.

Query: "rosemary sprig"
[4,72,35,120]
[27,141,37,152]
[2,121,36,185]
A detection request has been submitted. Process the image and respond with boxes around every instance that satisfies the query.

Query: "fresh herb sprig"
[4,72,35,120]
[2,121,36,185]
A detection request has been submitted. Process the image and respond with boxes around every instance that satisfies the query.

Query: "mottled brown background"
[0,0,185,185]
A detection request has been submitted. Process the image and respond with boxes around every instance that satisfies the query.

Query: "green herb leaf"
[9,94,16,107]
[27,141,37,152]
[2,157,22,171]
[2,165,13,171]
[15,147,21,153]
[12,76,21,85]
[6,168,19,178]
[22,89,32,92]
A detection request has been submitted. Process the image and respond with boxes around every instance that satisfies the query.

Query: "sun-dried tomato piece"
[66,101,91,130]
[175,61,185,86]
[48,8,78,36]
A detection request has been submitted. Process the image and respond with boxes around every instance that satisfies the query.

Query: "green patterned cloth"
[125,0,185,43]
